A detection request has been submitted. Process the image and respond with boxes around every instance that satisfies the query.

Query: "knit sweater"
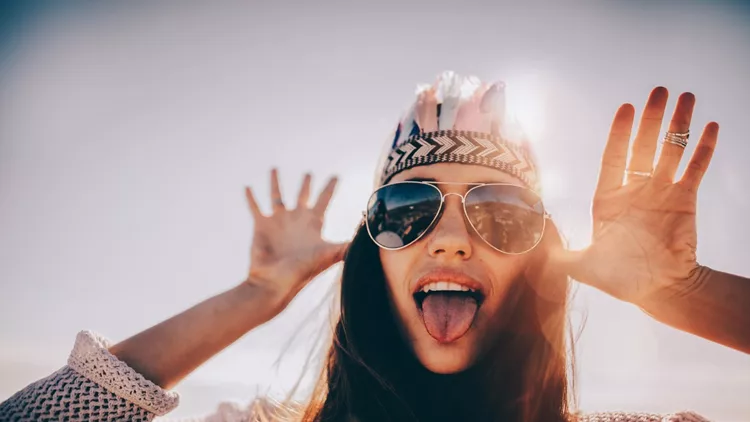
[0,331,711,422]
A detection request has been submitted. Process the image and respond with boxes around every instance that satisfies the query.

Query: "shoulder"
[578,410,711,422]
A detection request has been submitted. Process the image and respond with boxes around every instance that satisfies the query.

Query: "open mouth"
[414,282,485,344]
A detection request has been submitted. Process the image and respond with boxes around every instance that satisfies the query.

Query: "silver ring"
[664,130,689,149]
[626,169,652,177]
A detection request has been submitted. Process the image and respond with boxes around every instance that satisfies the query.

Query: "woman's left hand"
[552,87,719,306]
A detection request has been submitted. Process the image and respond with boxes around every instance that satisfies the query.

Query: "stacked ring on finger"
[626,169,652,178]
[663,130,690,148]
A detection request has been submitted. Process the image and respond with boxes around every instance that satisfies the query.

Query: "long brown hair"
[298,221,575,422]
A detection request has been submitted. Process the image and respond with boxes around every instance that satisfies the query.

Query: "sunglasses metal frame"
[364,181,551,255]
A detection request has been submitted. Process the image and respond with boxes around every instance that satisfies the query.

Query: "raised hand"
[244,169,349,308]
[553,87,719,305]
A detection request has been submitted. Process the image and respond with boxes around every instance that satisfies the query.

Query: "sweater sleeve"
[0,331,180,421]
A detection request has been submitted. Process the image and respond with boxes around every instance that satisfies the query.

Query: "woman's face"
[380,163,535,374]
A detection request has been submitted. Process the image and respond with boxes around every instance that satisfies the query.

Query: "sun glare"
[504,72,548,143]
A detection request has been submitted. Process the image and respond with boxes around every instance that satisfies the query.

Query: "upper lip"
[412,269,486,296]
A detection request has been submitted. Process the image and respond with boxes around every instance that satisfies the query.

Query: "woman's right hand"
[244,169,349,311]
[106,169,347,389]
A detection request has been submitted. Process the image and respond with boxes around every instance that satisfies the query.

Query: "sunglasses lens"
[366,183,442,249]
[465,185,545,253]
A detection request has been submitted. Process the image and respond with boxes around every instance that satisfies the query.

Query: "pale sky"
[1,1,749,420]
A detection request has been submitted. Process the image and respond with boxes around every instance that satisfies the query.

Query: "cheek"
[379,248,416,297]
[475,249,530,298]
[379,248,425,334]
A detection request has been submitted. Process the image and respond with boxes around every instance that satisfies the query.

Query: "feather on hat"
[374,71,540,191]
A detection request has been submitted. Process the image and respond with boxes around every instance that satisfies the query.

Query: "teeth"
[420,281,477,293]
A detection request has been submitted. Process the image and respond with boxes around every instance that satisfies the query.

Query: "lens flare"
[504,72,548,143]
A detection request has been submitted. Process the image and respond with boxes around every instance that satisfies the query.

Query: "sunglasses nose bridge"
[436,192,469,229]
[441,192,466,203]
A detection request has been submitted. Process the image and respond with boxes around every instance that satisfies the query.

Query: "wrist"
[236,278,290,323]
[638,264,710,312]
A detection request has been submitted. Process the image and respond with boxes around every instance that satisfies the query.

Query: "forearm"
[639,266,750,354]
[109,281,282,389]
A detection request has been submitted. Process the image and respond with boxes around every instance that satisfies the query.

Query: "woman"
[1,72,748,422]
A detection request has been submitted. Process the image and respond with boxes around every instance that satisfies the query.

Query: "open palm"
[244,169,348,307]
[555,88,719,305]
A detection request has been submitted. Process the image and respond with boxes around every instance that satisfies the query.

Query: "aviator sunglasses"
[365,181,550,255]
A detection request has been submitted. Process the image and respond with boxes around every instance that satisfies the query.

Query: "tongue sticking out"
[421,292,479,343]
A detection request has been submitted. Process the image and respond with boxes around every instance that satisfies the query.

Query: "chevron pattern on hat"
[380,130,539,191]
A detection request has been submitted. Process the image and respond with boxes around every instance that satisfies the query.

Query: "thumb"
[303,242,350,284]
[329,241,350,263]
[547,245,588,283]
[318,241,350,267]
[523,239,586,302]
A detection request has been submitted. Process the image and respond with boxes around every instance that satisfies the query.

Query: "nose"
[427,195,473,260]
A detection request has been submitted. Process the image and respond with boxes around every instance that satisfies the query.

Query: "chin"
[412,337,480,374]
